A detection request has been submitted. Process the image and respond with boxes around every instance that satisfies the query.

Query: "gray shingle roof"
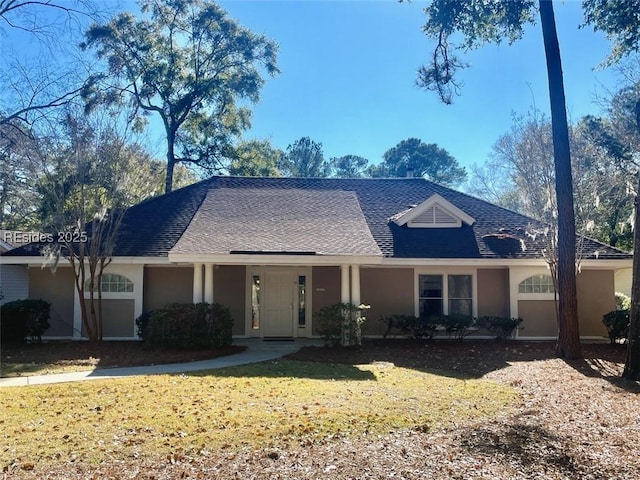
[2,176,631,261]
[170,188,381,256]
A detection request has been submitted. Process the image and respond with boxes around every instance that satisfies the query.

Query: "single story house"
[0,176,632,340]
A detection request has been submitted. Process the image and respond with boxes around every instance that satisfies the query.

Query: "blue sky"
[2,0,621,180]
[176,0,619,177]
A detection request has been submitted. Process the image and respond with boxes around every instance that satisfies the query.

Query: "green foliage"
[136,303,233,349]
[439,315,474,341]
[370,138,466,187]
[616,292,631,311]
[381,314,439,340]
[315,303,368,347]
[602,309,629,345]
[418,0,536,103]
[329,155,370,178]
[278,137,330,177]
[583,0,640,65]
[380,314,475,342]
[0,299,51,344]
[82,0,279,192]
[228,139,282,177]
[476,316,523,341]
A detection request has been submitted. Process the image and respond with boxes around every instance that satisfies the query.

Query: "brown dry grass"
[3,340,640,480]
[0,342,245,377]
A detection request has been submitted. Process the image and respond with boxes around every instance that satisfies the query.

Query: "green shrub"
[476,316,523,341]
[136,302,233,348]
[602,309,629,344]
[381,314,439,340]
[615,292,631,311]
[439,315,474,341]
[315,303,368,347]
[0,299,51,345]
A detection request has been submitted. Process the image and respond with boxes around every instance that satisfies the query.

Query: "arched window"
[518,274,555,294]
[86,273,134,293]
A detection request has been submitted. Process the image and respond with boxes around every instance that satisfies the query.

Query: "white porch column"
[193,263,203,303]
[341,265,350,303]
[204,263,214,303]
[350,265,361,306]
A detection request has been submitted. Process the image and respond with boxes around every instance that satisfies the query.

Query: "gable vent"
[409,206,459,226]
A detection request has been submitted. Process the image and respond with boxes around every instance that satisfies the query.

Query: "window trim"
[414,268,477,318]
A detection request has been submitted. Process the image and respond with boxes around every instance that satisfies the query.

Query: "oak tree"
[82,0,279,193]
[371,138,466,186]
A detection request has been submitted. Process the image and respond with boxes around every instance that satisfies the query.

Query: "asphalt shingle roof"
[2,176,631,261]
[170,188,381,256]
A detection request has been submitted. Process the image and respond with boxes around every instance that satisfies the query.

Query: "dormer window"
[392,194,475,229]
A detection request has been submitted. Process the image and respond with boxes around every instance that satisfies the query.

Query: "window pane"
[448,275,471,298]
[298,275,306,327]
[85,273,133,293]
[449,299,472,317]
[518,275,555,294]
[420,298,443,318]
[419,275,442,298]
[251,275,260,330]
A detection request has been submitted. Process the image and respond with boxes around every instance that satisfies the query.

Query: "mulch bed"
[5,339,640,479]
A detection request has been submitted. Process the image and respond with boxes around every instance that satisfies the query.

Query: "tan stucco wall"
[577,269,614,337]
[143,266,192,312]
[82,299,135,337]
[361,267,414,336]
[519,270,615,338]
[477,268,510,318]
[29,267,75,337]
[213,265,245,336]
[519,300,558,337]
[311,266,341,335]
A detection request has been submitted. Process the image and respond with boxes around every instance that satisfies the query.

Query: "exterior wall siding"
[477,268,510,318]
[518,300,558,337]
[213,265,246,336]
[361,267,414,336]
[29,267,75,337]
[0,265,29,305]
[82,299,135,338]
[311,266,341,336]
[143,266,193,312]
[577,270,614,337]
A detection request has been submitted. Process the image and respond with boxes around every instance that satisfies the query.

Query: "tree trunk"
[539,0,581,359]
[164,129,177,194]
[622,99,640,380]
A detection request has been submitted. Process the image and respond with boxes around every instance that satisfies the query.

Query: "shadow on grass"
[285,339,634,384]
[0,341,246,378]
[285,339,558,380]
[193,359,377,381]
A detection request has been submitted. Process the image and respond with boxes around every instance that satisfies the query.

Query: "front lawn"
[0,342,245,378]
[2,340,638,479]
[0,358,515,475]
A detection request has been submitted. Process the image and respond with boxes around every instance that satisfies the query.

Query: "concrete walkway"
[0,339,323,387]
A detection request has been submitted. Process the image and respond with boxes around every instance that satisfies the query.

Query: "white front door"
[264,269,295,337]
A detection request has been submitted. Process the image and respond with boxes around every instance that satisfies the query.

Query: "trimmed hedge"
[136,302,233,348]
[0,299,51,345]
[381,314,439,340]
[381,315,522,341]
[315,303,367,347]
[475,316,523,341]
